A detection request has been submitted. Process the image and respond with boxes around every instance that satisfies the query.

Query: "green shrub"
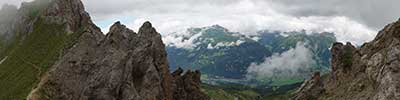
[342,47,353,69]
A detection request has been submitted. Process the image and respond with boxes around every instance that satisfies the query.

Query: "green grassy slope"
[201,84,260,100]
[201,83,297,100]
[0,17,82,99]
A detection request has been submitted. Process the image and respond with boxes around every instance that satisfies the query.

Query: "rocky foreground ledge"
[293,19,400,100]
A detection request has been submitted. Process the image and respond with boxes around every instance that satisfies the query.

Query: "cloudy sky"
[1,0,400,44]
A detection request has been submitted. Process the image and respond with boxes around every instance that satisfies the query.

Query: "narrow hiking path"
[0,56,8,65]
[19,58,42,80]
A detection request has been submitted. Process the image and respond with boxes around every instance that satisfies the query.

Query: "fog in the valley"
[247,42,316,79]
[0,4,18,40]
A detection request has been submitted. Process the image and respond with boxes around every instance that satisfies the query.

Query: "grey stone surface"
[293,19,400,100]
[25,0,209,100]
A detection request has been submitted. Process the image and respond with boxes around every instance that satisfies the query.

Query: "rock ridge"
[19,0,209,100]
[293,19,400,100]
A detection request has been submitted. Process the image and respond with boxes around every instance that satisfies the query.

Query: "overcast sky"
[1,0,400,44]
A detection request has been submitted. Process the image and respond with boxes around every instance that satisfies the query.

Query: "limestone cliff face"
[20,0,208,100]
[293,19,400,100]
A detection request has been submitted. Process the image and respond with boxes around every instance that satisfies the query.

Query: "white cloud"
[82,0,379,45]
[1,0,387,45]
[269,0,400,30]
[206,40,244,49]
[246,42,315,79]
[162,30,203,50]
[0,0,33,8]
[162,25,246,50]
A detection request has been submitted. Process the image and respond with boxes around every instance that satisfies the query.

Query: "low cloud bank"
[246,42,315,79]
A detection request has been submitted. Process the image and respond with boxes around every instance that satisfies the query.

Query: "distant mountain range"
[165,25,336,86]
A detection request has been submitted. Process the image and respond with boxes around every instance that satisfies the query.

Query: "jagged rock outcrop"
[10,0,210,100]
[171,68,208,100]
[293,19,400,100]
[293,72,324,100]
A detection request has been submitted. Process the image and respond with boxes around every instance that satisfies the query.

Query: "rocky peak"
[138,21,159,37]
[1,0,208,99]
[293,19,400,100]
[43,0,94,33]
[172,69,208,100]
[293,72,324,100]
[210,24,228,31]
[1,0,103,42]
[109,21,123,30]
[374,19,400,41]
[172,67,184,77]
[28,21,208,100]
[331,42,356,77]
[103,21,137,50]
[107,21,136,39]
